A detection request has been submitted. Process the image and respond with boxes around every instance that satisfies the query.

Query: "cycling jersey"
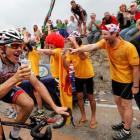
[0,59,19,84]
[0,59,25,103]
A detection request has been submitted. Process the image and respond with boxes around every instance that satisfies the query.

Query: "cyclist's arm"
[0,65,31,99]
[0,76,18,98]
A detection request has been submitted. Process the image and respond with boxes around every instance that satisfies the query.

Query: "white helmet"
[0,29,23,45]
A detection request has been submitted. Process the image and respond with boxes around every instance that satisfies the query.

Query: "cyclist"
[0,29,68,140]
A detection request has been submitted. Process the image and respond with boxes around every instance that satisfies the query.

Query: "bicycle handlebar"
[31,108,70,139]
[31,122,52,139]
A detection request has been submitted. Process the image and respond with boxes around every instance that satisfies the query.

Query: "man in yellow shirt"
[70,24,139,140]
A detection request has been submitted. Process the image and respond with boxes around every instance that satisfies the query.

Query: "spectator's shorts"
[79,15,87,24]
[75,77,94,94]
[112,80,133,100]
[1,86,25,103]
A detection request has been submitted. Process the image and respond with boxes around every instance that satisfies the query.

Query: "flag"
[59,52,72,124]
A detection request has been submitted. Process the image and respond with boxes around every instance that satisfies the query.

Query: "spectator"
[100,12,118,28]
[130,19,140,129]
[120,2,140,41]
[70,0,87,36]
[117,4,131,30]
[63,31,97,129]
[70,24,139,140]
[87,13,101,43]
[67,16,78,34]
[33,25,42,49]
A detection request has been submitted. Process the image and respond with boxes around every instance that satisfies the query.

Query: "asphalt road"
[0,93,140,140]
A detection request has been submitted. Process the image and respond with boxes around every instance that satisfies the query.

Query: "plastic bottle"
[69,62,76,93]
[20,52,31,68]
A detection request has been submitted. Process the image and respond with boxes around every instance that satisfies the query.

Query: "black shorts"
[75,77,94,94]
[1,86,25,104]
[112,80,133,100]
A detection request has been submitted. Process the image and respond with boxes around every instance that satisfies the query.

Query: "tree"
[136,0,140,5]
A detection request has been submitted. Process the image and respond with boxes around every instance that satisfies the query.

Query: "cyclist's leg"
[12,88,34,139]
[0,119,6,140]
[14,91,34,123]
[1,86,34,139]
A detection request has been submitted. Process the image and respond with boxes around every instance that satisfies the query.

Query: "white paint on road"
[85,103,139,111]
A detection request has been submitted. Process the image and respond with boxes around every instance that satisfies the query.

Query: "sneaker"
[33,109,45,117]
[8,111,17,119]
[6,107,14,116]
[112,122,124,131]
[112,129,131,140]
[9,132,22,140]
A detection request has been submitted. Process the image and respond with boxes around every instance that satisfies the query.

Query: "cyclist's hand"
[54,106,69,116]
[14,65,31,82]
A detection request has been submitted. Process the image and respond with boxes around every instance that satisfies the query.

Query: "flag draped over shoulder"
[59,52,72,123]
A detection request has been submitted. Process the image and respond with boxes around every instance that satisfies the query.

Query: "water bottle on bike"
[69,62,76,93]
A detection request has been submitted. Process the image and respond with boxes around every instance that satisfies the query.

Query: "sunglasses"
[6,43,23,49]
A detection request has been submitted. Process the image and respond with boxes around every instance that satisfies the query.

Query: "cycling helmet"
[0,29,23,45]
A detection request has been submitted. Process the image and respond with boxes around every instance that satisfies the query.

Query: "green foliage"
[136,0,140,5]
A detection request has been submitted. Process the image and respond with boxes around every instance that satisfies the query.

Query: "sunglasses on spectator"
[6,43,23,49]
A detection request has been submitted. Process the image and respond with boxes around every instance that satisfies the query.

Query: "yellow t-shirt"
[50,48,62,78]
[66,45,95,79]
[28,49,40,76]
[96,38,139,83]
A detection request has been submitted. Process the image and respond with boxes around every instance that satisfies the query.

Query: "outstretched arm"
[68,37,100,53]
[37,49,54,55]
